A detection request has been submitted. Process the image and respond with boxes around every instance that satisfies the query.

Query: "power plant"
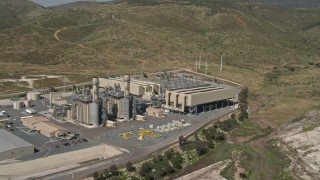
[47,70,240,127]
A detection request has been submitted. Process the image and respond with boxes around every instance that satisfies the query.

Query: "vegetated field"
[1,0,320,179]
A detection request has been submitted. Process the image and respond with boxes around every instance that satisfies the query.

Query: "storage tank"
[24,100,30,108]
[89,103,99,126]
[27,92,41,101]
[13,101,22,110]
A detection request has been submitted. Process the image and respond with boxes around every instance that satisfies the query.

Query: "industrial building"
[45,71,239,127]
[0,129,34,161]
[146,107,165,118]
[164,85,238,113]
[21,116,68,138]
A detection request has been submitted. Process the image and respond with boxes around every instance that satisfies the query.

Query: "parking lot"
[0,100,100,160]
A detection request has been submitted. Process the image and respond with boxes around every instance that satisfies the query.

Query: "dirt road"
[53,27,97,52]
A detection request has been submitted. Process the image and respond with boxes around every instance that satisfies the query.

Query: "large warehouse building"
[0,129,34,161]
[21,116,68,138]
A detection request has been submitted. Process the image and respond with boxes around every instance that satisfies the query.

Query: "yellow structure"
[119,129,161,141]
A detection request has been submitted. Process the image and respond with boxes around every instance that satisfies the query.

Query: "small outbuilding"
[21,116,68,138]
[33,122,68,138]
[0,129,34,161]
[21,116,50,129]
[146,107,165,118]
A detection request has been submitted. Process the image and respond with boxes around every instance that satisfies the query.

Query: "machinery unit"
[13,101,22,110]
[27,92,41,101]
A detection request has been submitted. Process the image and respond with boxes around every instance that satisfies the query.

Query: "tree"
[103,169,109,178]
[171,152,183,169]
[131,176,140,180]
[240,172,247,178]
[208,140,215,149]
[140,162,152,177]
[166,165,175,174]
[194,133,199,140]
[202,129,210,141]
[143,73,148,78]
[215,132,226,141]
[239,87,248,104]
[109,164,118,176]
[126,161,135,172]
[239,108,248,121]
[92,172,99,180]
[178,135,186,147]
[153,154,164,163]
[144,174,154,180]
[164,149,174,160]
[196,142,208,156]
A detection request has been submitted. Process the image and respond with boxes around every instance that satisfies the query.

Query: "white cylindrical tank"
[27,92,41,101]
[13,101,22,109]
[24,100,30,108]
[89,103,99,126]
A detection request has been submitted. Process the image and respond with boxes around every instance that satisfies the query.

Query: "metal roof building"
[21,116,68,138]
[0,129,34,161]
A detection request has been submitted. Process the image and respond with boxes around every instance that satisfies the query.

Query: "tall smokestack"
[124,75,130,96]
[92,78,99,103]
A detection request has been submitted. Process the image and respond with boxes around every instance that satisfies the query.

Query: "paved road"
[32,107,236,180]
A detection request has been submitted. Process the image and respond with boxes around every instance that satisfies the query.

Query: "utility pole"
[220,56,223,72]
[63,74,66,93]
[199,54,201,69]
[195,57,198,72]
[205,59,208,75]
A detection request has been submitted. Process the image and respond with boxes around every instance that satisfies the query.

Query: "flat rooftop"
[0,129,33,153]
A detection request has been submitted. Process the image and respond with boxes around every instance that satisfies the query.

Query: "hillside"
[258,0,320,8]
[0,0,44,17]
[1,1,320,179]
[0,0,319,75]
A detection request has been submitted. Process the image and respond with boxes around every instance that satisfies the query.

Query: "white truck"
[25,108,36,114]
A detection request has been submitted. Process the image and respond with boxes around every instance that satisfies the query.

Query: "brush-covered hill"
[258,0,320,8]
[0,0,44,17]
[0,0,319,75]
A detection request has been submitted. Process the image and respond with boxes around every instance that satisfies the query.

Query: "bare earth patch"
[276,110,320,179]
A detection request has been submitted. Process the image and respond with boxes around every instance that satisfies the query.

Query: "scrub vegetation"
[1,0,320,179]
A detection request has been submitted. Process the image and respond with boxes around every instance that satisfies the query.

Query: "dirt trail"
[234,160,245,180]
[53,27,97,52]
[234,16,249,29]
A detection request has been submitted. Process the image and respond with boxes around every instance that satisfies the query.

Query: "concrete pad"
[0,144,123,177]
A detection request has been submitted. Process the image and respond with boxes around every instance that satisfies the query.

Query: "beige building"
[21,116,50,129]
[0,129,34,161]
[164,86,239,112]
[21,116,68,138]
[146,107,165,118]
[33,122,68,138]
[99,77,162,97]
